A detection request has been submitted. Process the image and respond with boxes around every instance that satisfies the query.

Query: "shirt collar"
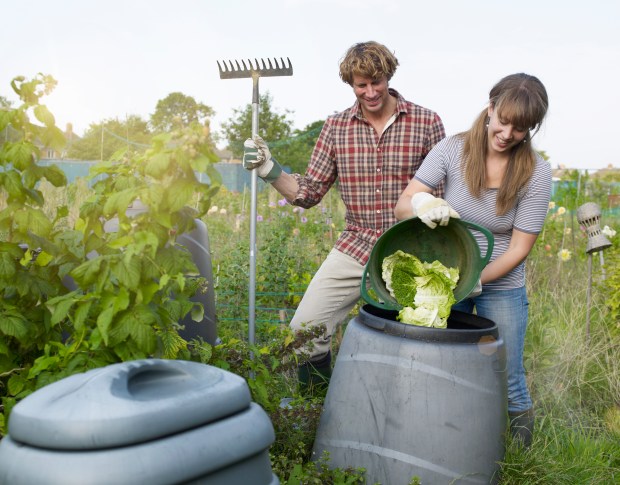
[350,88,408,120]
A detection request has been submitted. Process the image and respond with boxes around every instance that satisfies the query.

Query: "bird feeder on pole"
[576,202,612,342]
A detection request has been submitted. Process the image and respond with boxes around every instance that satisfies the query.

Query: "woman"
[394,73,552,447]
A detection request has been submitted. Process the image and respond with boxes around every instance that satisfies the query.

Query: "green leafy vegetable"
[381,250,459,328]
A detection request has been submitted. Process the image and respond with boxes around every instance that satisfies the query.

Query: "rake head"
[217,57,293,79]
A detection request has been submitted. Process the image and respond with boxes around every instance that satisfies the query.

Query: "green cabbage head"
[381,250,459,328]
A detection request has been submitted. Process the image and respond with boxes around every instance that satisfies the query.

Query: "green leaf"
[34,250,53,267]
[34,105,56,127]
[97,306,114,345]
[0,109,13,132]
[71,258,102,286]
[1,170,24,199]
[39,125,66,152]
[113,254,141,288]
[160,329,187,359]
[46,293,76,325]
[107,235,133,249]
[0,252,17,279]
[0,312,29,338]
[24,188,45,206]
[8,374,27,396]
[6,141,35,170]
[165,180,194,212]
[114,305,157,352]
[28,355,60,379]
[74,300,93,331]
[144,153,170,178]
[191,303,204,323]
[40,164,67,187]
[13,207,53,238]
[103,188,137,218]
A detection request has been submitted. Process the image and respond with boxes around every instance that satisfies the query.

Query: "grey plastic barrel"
[313,305,507,485]
[0,359,278,485]
[102,201,218,344]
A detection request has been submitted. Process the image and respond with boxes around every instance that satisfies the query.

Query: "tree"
[270,120,324,174]
[66,115,151,161]
[0,96,12,109]
[220,92,295,160]
[150,92,214,133]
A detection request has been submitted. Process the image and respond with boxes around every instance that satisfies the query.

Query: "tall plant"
[0,75,221,434]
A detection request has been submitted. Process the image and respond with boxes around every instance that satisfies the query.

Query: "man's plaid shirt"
[292,89,445,265]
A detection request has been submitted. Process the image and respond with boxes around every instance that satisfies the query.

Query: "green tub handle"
[460,220,495,267]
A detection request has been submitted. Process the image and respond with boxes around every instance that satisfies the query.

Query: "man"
[243,41,445,395]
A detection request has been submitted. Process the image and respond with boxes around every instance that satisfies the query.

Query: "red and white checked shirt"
[292,89,445,265]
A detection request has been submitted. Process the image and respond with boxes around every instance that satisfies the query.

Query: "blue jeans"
[452,286,532,413]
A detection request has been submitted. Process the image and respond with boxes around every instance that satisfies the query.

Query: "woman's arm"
[481,228,538,284]
[394,179,433,220]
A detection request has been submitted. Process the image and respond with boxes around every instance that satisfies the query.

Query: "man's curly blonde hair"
[339,41,399,85]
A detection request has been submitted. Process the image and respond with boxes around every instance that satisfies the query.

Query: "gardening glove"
[243,135,283,183]
[467,279,482,298]
[411,192,460,229]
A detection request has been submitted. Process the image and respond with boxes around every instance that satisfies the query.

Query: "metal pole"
[248,73,259,364]
[586,253,592,344]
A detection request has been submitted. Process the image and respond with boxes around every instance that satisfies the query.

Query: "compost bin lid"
[7,359,252,450]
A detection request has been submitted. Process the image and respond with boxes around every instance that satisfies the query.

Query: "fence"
[39,159,281,193]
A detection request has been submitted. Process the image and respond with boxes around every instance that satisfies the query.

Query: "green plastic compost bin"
[313,305,507,485]
[0,359,278,485]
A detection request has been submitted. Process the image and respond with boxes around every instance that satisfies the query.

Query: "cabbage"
[381,250,459,328]
[398,306,444,328]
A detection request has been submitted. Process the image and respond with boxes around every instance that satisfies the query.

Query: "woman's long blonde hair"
[462,73,548,215]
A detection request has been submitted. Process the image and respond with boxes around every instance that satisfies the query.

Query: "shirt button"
[376,210,381,213]
[376,189,380,193]
[376,168,381,172]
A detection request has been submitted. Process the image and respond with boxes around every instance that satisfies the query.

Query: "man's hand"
[411,192,460,229]
[243,136,273,175]
[242,135,282,182]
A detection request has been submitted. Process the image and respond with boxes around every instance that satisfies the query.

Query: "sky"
[2,0,619,171]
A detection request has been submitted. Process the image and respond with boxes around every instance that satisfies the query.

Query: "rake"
[217,57,293,354]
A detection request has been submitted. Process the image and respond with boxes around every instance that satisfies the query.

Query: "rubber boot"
[298,352,332,398]
[508,408,535,448]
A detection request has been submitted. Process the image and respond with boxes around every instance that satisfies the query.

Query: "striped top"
[292,89,445,265]
[415,135,552,289]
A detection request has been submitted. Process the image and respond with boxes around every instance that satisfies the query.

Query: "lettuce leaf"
[382,250,459,328]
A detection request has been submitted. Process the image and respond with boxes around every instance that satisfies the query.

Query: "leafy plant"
[0,74,222,434]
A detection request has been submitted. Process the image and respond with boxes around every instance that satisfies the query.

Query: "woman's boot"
[508,408,535,448]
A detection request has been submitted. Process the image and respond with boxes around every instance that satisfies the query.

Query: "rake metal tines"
[217,57,293,79]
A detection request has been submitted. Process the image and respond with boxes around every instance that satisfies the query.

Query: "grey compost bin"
[312,305,507,485]
[0,359,278,485]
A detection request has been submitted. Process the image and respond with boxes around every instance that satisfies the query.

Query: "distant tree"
[0,95,11,109]
[66,115,151,161]
[150,92,214,133]
[271,120,324,174]
[220,92,296,161]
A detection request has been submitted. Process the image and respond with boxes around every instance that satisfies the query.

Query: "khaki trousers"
[290,248,364,361]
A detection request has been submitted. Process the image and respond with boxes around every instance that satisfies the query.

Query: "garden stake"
[217,58,293,363]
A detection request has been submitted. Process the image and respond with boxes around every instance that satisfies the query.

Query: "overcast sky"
[2,0,618,171]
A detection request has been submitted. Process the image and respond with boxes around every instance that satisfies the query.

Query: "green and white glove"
[411,192,460,229]
[242,135,283,183]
